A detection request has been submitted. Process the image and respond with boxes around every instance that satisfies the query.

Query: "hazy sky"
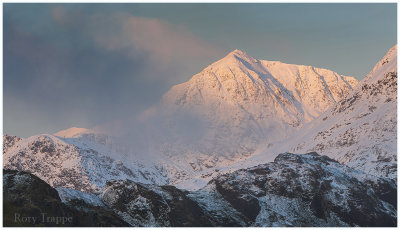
[4,3,397,137]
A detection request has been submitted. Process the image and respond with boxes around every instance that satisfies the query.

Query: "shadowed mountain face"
[99,180,215,227]
[3,170,129,227]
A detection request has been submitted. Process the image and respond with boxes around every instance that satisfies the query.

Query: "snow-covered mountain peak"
[364,44,397,84]
[228,48,248,57]
[223,49,257,63]
[164,49,358,123]
[54,127,93,138]
[137,50,360,183]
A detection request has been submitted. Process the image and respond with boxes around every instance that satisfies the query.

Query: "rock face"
[3,170,129,227]
[290,45,397,179]
[190,152,397,227]
[3,135,22,153]
[99,180,215,227]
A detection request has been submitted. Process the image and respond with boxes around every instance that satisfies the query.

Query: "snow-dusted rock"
[92,152,396,227]
[190,152,396,227]
[3,135,22,153]
[56,187,105,207]
[3,134,168,193]
[289,45,397,179]
[99,180,214,227]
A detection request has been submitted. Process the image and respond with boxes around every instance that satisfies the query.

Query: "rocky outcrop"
[3,135,22,153]
[3,169,129,227]
[99,180,214,227]
[191,152,397,227]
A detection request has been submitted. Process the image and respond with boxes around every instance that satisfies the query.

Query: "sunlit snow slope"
[288,45,397,179]
[137,49,358,182]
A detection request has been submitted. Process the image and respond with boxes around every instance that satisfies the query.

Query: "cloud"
[4,5,225,137]
[51,6,68,23]
[51,6,223,65]
[96,14,221,63]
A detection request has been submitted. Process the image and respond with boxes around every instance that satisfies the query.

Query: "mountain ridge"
[4,48,363,191]
[163,49,358,123]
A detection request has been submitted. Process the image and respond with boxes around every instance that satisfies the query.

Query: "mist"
[3,4,225,137]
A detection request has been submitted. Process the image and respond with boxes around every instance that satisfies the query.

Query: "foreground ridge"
[3,152,396,227]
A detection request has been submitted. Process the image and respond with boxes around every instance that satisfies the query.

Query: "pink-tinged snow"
[175,45,397,189]
[130,49,358,186]
[202,45,397,184]
[54,127,92,138]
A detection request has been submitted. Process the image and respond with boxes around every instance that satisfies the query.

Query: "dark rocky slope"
[3,170,129,227]
[99,180,216,226]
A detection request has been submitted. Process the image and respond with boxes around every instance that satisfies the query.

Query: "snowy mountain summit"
[54,127,92,138]
[150,49,358,179]
[164,49,357,125]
